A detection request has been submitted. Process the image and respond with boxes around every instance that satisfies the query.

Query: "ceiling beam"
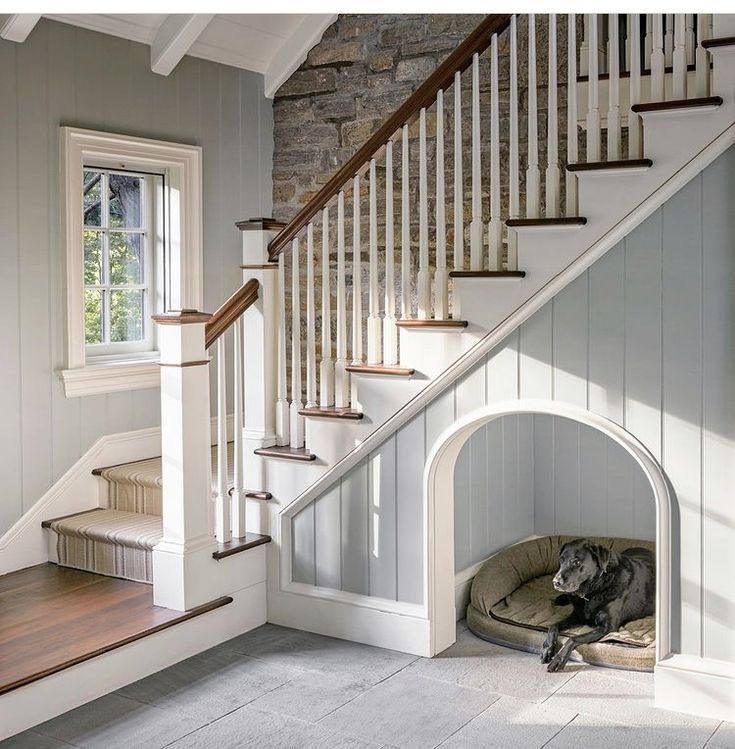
[151,14,214,76]
[0,14,41,42]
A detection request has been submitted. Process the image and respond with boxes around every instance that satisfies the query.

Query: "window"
[60,128,203,398]
[82,169,160,358]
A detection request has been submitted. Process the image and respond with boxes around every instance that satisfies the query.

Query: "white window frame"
[60,127,203,397]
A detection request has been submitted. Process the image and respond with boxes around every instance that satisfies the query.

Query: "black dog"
[541,539,655,672]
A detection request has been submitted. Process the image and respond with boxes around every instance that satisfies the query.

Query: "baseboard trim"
[655,653,735,722]
[0,580,266,742]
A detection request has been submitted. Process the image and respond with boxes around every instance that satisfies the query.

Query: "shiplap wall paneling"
[533,414,555,536]
[519,306,553,399]
[485,329,520,403]
[341,460,369,596]
[662,175,703,658]
[368,438,398,600]
[0,19,272,535]
[314,484,341,590]
[552,274,588,408]
[701,152,735,662]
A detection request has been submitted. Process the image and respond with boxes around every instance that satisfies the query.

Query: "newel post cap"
[237,217,287,266]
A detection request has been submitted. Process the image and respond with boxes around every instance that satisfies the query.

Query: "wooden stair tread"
[299,407,364,420]
[254,445,317,462]
[567,159,653,172]
[506,217,586,228]
[449,270,526,278]
[345,364,416,377]
[701,36,735,50]
[213,533,271,560]
[631,96,723,114]
[0,564,232,696]
[395,319,468,328]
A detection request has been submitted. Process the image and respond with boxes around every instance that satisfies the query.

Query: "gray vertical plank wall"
[0,19,273,536]
[290,147,735,662]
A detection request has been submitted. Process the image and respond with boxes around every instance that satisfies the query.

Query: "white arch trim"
[423,398,672,660]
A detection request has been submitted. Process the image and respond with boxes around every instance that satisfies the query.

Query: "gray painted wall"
[290,146,735,663]
[0,19,273,535]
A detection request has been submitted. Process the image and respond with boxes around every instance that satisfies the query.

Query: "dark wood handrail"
[205,278,259,349]
[267,14,514,261]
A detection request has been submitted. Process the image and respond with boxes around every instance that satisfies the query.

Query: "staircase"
[6,11,735,736]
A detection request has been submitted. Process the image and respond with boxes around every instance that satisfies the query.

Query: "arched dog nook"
[423,399,673,662]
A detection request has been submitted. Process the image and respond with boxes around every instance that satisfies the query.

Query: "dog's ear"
[588,543,611,572]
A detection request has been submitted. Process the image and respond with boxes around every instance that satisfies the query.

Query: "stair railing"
[262,13,712,453]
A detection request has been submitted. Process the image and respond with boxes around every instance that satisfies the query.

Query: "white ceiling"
[7,13,336,97]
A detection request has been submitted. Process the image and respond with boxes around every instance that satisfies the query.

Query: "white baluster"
[695,14,711,98]
[469,52,483,269]
[453,71,464,275]
[488,33,503,267]
[383,140,398,365]
[586,14,601,162]
[651,15,665,101]
[644,15,653,70]
[545,16,560,218]
[685,14,695,66]
[231,318,245,538]
[401,125,411,319]
[334,191,349,407]
[418,107,431,317]
[367,158,382,363]
[215,336,230,543]
[289,238,304,447]
[673,14,687,100]
[435,90,449,317]
[507,14,519,270]
[527,14,541,217]
[566,13,579,216]
[607,14,621,161]
[275,253,289,445]
[623,13,630,72]
[351,174,363,363]
[580,15,590,76]
[319,206,334,407]
[629,14,643,159]
[664,14,674,67]
[305,223,317,408]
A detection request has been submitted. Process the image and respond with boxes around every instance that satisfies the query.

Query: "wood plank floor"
[0,563,231,695]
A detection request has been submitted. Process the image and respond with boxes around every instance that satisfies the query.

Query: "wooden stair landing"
[0,563,231,696]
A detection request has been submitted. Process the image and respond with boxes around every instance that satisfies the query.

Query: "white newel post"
[152,309,215,611]
[238,218,284,506]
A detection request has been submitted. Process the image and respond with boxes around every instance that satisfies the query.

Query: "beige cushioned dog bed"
[466,535,656,671]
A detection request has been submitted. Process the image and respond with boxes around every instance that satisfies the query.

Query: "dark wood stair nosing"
[701,36,735,50]
[254,445,317,462]
[0,593,233,697]
[213,533,271,560]
[506,217,587,228]
[42,509,102,529]
[345,364,416,377]
[631,96,723,114]
[567,158,653,173]
[228,488,273,500]
[394,319,468,329]
[449,270,526,279]
[298,407,364,420]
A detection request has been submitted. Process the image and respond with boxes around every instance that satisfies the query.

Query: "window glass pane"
[110,289,144,343]
[109,232,143,285]
[84,230,103,285]
[108,174,142,229]
[83,170,102,227]
[84,289,103,344]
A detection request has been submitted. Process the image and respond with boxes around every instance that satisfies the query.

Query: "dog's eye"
[572,559,580,566]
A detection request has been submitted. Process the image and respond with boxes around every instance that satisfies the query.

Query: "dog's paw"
[540,645,553,664]
[546,654,566,672]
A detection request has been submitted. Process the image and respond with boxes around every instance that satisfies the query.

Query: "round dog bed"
[466,535,656,671]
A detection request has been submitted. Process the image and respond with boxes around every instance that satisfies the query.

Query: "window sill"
[59,358,160,398]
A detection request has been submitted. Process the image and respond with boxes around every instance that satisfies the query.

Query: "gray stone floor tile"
[707,721,735,748]
[543,669,719,746]
[168,704,379,749]
[34,693,205,749]
[116,645,297,721]
[222,624,417,689]
[249,670,366,722]
[408,625,582,702]
[545,713,710,749]
[0,732,72,749]
[319,671,499,749]
[438,695,577,748]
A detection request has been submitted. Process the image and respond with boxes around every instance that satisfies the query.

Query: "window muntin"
[82,169,157,358]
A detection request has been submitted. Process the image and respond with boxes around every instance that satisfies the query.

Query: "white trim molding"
[0,14,41,42]
[60,127,203,397]
[151,14,214,76]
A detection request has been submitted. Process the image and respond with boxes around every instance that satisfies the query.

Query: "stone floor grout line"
[538,712,580,748]
[701,720,724,748]
[538,666,583,704]
[431,693,504,748]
